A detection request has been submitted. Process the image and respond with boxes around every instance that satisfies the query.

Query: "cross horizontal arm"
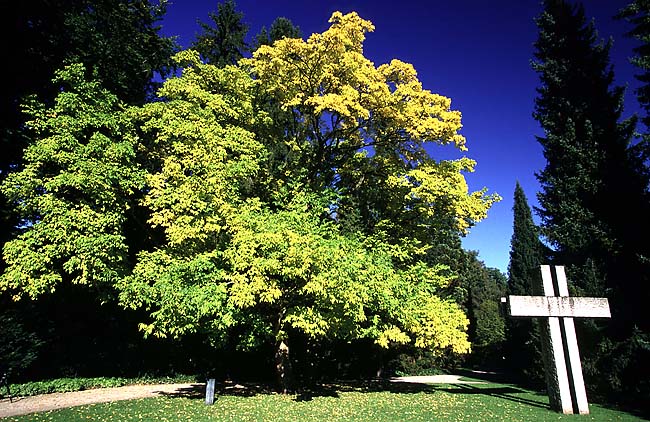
[505,295,611,318]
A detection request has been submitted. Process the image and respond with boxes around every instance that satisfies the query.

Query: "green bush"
[0,308,44,378]
[0,374,197,398]
[387,349,463,377]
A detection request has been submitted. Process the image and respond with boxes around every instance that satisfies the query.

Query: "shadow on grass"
[453,368,513,384]
[154,384,206,399]
[155,377,549,412]
[157,380,282,399]
[434,383,548,410]
[295,379,440,401]
[156,379,438,402]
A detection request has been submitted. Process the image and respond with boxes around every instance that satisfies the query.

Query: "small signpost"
[501,265,611,415]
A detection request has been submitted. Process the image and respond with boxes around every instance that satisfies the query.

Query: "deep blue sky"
[160,0,639,273]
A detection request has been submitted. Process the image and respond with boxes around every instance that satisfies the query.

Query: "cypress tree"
[507,182,544,297]
[505,182,544,381]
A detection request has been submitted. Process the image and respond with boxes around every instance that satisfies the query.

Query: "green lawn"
[5,381,645,422]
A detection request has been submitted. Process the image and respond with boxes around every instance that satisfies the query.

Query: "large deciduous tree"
[118,12,497,391]
[247,12,497,238]
[1,64,145,298]
[1,11,498,391]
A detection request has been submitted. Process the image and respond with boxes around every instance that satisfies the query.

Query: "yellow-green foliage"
[117,12,498,356]
[1,64,144,299]
[246,11,499,234]
[3,12,500,360]
[247,12,465,151]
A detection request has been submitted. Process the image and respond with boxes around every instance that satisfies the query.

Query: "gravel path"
[390,374,486,384]
[0,374,486,418]
[0,383,203,419]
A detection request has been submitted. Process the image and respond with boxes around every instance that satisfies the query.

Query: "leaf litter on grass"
[2,382,644,422]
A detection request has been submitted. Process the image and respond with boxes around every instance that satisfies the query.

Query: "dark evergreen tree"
[533,0,650,408]
[619,0,650,133]
[63,0,177,105]
[463,253,506,367]
[505,182,544,381]
[192,0,248,66]
[508,182,545,296]
[534,0,650,326]
[534,0,629,290]
[254,17,302,50]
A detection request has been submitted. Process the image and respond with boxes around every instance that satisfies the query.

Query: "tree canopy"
[505,182,544,380]
[1,11,498,391]
[533,0,650,405]
[192,0,248,67]
[1,64,144,299]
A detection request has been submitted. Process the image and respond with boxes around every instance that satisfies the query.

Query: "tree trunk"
[275,338,293,393]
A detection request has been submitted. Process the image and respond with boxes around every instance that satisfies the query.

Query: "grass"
[3,379,646,422]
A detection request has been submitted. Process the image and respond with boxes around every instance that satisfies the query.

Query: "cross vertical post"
[539,265,573,413]
[552,266,589,414]
[502,265,611,415]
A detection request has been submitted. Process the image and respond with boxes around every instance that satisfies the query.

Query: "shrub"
[0,375,196,398]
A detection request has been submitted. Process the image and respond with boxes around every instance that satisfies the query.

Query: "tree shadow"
[155,381,276,399]
[155,377,549,412]
[453,368,513,384]
[157,379,437,402]
[154,383,206,399]
[294,379,436,401]
[294,384,340,401]
[433,383,549,409]
[293,378,551,410]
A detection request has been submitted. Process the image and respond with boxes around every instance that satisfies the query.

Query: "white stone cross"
[501,265,611,415]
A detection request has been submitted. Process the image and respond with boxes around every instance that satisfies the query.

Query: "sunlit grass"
[4,381,644,422]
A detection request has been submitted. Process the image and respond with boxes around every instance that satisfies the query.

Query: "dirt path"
[390,374,486,384]
[0,374,488,419]
[0,383,202,419]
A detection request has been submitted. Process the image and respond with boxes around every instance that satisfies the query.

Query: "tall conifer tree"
[619,0,650,134]
[533,0,645,305]
[192,0,248,67]
[505,182,544,380]
[508,182,544,296]
[533,0,650,404]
